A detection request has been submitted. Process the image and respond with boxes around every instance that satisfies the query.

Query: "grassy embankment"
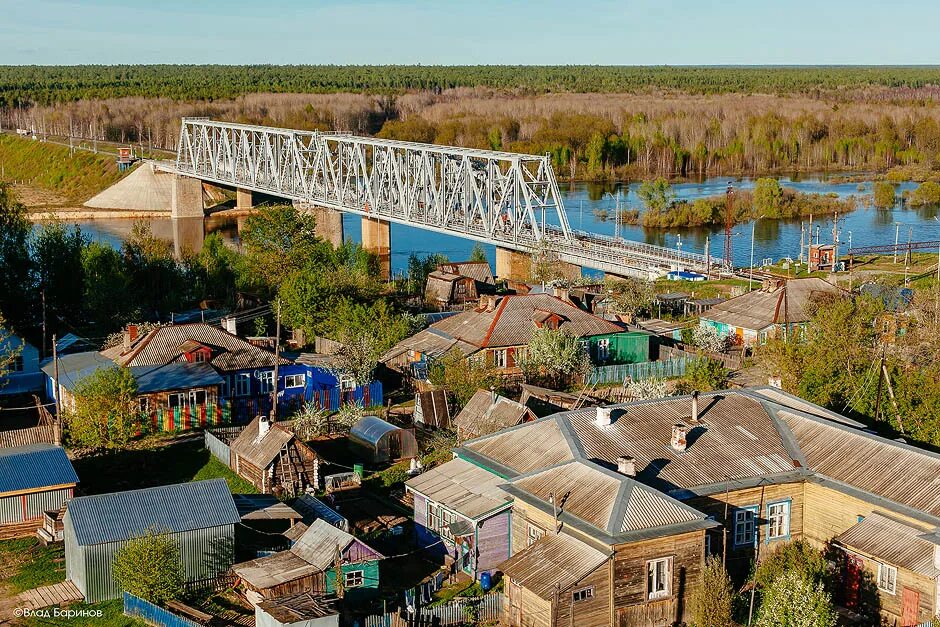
[0,134,125,207]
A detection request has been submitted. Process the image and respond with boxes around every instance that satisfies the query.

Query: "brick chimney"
[617,455,636,477]
[671,423,688,452]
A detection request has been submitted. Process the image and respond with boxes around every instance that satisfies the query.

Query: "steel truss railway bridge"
[158,118,730,279]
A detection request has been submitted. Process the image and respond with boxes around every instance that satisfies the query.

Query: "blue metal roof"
[40,351,114,391]
[0,444,78,495]
[130,363,223,394]
[66,478,240,546]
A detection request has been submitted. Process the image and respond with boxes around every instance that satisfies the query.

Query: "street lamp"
[749,215,766,290]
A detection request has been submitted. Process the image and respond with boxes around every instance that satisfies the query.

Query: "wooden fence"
[587,356,698,385]
[204,426,244,466]
[124,593,203,627]
[362,593,503,627]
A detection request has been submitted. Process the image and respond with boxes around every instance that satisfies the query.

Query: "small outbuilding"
[414,389,450,429]
[230,416,320,495]
[0,444,78,538]
[256,593,339,627]
[64,478,240,603]
[348,416,418,464]
[454,389,535,441]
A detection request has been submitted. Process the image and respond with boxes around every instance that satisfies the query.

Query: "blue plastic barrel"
[480,571,492,591]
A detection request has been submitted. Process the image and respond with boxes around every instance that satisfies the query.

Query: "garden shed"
[0,444,78,538]
[348,416,418,464]
[63,478,240,603]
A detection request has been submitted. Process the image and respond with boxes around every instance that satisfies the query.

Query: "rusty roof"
[106,322,287,371]
[257,593,338,623]
[230,417,296,469]
[835,513,940,577]
[454,389,534,438]
[498,531,611,598]
[439,261,495,285]
[702,277,844,331]
[232,550,320,590]
[405,457,512,520]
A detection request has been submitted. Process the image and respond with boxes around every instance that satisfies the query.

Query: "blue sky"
[2,0,939,65]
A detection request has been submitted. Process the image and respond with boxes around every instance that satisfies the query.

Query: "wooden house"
[0,330,43,396]
[425,386,940,626]
[382,294,648,378]
[64,479,240,603]
[425,270,478,310]
[233,519,383,605]
[229,416,320,495]
[700,277,845,346]
[453,389,535,441]
[0,444,78,539]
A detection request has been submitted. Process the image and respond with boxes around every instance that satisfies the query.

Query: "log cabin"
[230,416,320,495]
[406,386,940,626]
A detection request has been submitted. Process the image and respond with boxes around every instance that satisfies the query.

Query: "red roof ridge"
[480,295,511,348]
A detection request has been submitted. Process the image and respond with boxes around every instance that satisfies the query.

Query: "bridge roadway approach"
[157,118,730,280]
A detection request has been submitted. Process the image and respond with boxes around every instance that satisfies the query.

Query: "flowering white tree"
[692,325,733,354]
[626,377,669,400]
[518,327,590,388]
[754,570,836,627]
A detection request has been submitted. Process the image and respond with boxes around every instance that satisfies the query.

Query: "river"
[55,175,940,276]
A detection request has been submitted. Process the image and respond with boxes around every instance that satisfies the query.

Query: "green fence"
[587,356,697,385]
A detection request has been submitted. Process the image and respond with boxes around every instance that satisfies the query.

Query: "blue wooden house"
[0,330,43,396]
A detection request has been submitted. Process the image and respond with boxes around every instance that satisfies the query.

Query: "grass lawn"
[18,599,146,627]
[72,438,257,495]
[0,538,65,593]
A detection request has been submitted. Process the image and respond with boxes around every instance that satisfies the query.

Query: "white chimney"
[671,423,688,452]
[691,391,700,422]
[595,406,613,427]
[934,544,940,571]
[617,455,636,477]
[256,415,271,442]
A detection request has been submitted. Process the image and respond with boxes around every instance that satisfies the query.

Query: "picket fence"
[123,593,202,627]
[587,356,698,385]
[362,593,503,627]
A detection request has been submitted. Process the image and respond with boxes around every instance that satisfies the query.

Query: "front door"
[901,587,919,627]
[844,555,864,609]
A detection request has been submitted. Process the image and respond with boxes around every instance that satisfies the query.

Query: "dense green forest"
[4,65,940,105]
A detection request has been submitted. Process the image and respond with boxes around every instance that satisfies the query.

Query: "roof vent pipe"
[691,391,700,422]
[595,406,613,427]
[671,423,688,452]
[256,415,271,442]
[617,455,636,477]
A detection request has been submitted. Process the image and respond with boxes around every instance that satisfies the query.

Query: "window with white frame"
[427,502,459,542]
[257,370,274,395]
[572,586,594,603]
[596,338,611,361]
[527,524,545,547]
[284,373,305,388]
[344,570,364,588]
[190,390,207,406]
[168,393,186,409]
[767,501,790,540]
[734,508,757,547]
[339,373,356,391]
[647,557,672,600]
[877,563,897,595]
[139,397,150,413]
[234,373,251,397]
[492,349,507,368]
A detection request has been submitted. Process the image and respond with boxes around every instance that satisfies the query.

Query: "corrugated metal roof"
[109,323,286,371]
[498,531,610,598]
[0,424,56,449]
[40,351,114,390]
[66,478,240,546]
[746,387,865,428]
[463,416,575,476]
[454,389,533,438]
[233,494,302,520]
[620,484,701,533]
[835,513,940,577]
[232,550,320,590]
[405,457,511,520]
[0,444,78,495]
[780,410,940,518]
[440,261,494,285]
[290,518,383,570]
[702,277,844,331]
[130,362,223,394]
[230,416,295,469]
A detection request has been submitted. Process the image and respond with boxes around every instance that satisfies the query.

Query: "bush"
[754,570,836,627]
[692,326,733,354]
[909,181,940,206]
[873,181,896,208]
[112,529,184,604]
[753,539,828,591]
[64,366,143,448]
[677,357,730,392]
[690,556,735,627]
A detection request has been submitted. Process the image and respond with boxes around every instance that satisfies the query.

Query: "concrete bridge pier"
[171,174,205,219]
[362,216,391,280]
[496,247,532,282]
[312,206,344,248]
[236,187,254,211]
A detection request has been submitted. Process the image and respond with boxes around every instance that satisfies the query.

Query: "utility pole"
[807,214,813,273]
[832,212,839,272]
[41,289,47,360]
[271,299,282,421]
[705,235,710,280]
[723,182,734,268]
[52,334,61,446]
[894,222,901,264]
